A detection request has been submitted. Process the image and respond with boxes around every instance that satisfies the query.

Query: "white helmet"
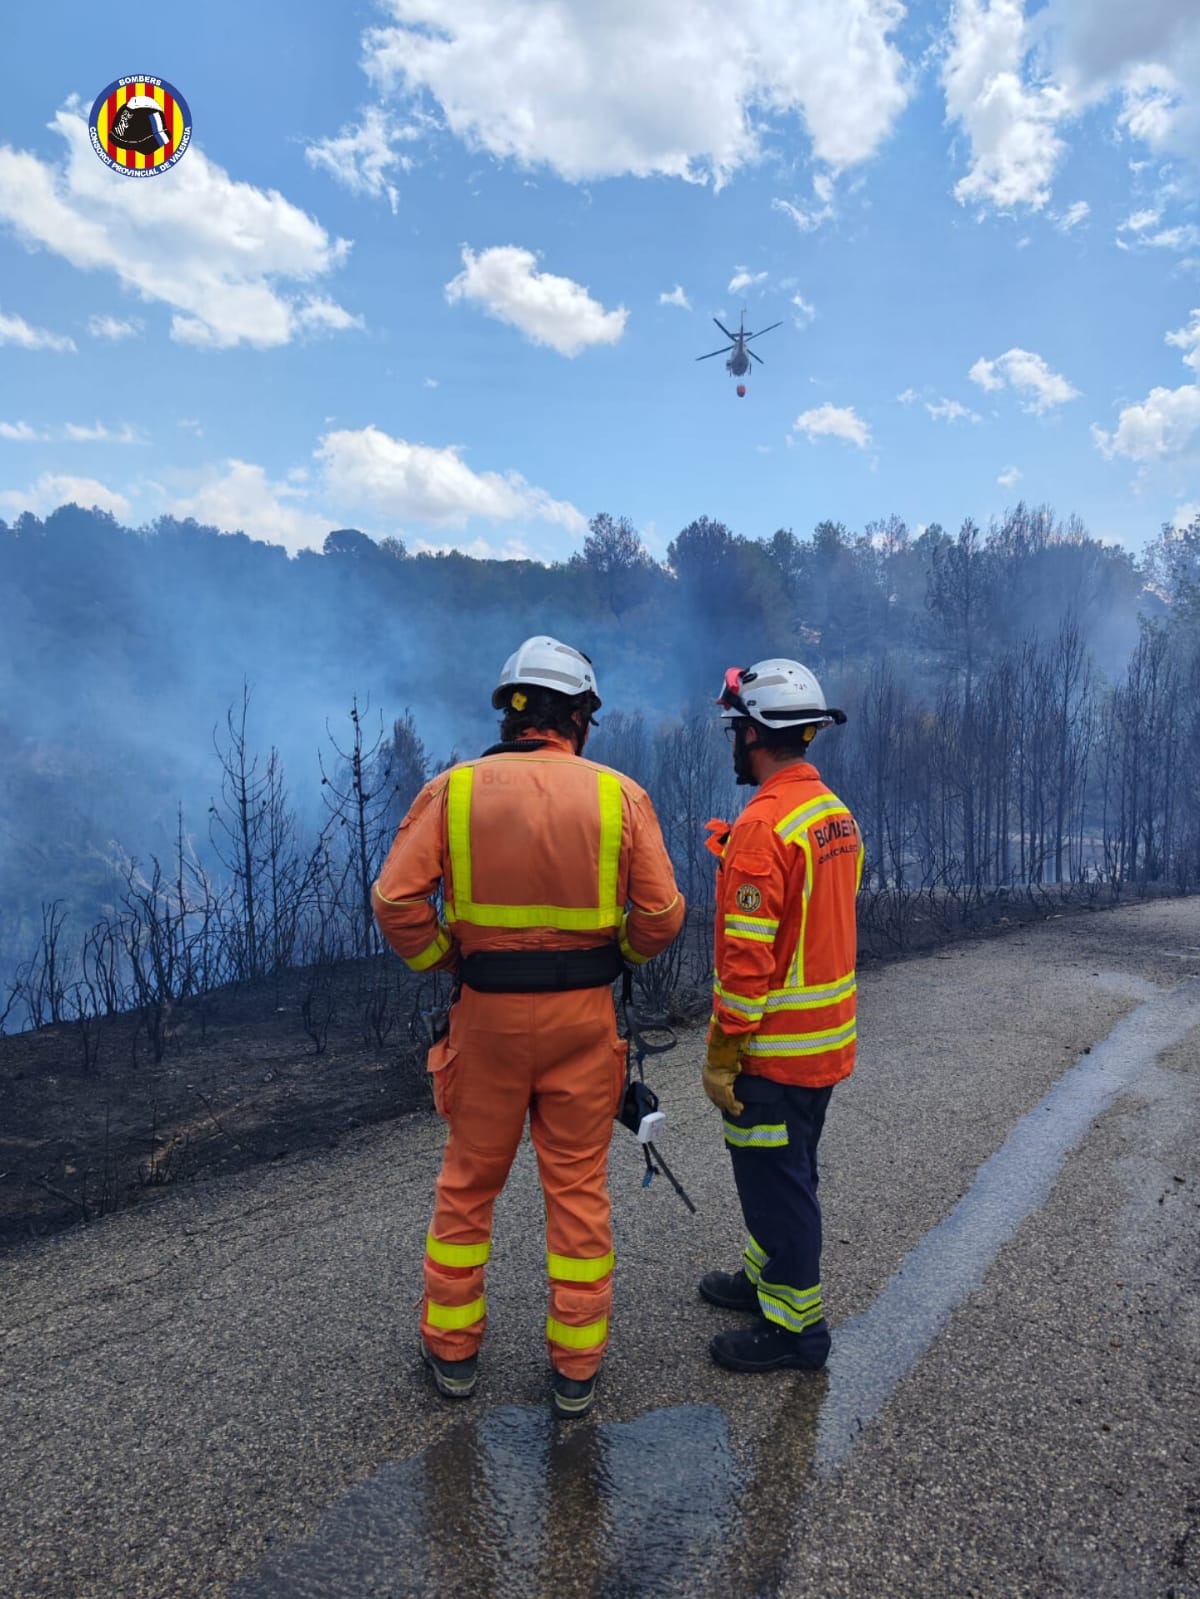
[492,635,600,709]
[717,659,846,728]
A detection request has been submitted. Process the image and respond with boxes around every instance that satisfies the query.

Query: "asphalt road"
[2,899,1199,1599]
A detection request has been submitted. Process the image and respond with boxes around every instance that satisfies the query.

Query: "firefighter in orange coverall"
[698,659,861,1373]
[372,636,684,1418]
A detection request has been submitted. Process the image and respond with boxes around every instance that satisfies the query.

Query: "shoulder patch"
[735,883,763,912]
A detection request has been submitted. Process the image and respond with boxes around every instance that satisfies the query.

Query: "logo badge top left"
[89,77,192,176]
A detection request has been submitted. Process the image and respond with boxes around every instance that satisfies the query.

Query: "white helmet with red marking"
[717,659,846,729]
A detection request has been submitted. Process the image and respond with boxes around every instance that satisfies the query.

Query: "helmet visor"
[717,666,751,717]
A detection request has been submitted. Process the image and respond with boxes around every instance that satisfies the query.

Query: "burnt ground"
[0,884,1176,1256]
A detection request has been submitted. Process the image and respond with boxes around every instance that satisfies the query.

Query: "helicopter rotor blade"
[745,322,783,342]
[696,345,734,360]
[713,318,738,341]
[749,348,765,365]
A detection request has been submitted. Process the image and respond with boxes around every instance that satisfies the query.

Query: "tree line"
[2,502,1199,1039]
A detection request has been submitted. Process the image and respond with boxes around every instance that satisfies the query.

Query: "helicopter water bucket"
[736,384,746,397]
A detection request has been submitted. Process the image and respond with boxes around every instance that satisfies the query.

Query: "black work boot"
[698,1267,760,1313]
[552,1369,598,1419]
[421,1341,479,1399]
[710,1318,831,1373]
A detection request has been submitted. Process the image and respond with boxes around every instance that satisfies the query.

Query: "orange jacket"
[709,761,862,1088]
[373,730,684,970]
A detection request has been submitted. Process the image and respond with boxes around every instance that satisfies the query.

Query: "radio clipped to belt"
[618,968,696,1214]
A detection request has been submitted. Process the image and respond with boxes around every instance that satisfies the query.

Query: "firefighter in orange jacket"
[698,660,861,1373]
[373,636,684,1418]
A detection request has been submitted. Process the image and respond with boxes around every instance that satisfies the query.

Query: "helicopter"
[696,311,782,396]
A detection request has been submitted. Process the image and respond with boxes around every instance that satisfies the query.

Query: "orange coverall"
[373,729,684,1379]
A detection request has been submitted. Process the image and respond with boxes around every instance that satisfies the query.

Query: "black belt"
[460,944,623,993]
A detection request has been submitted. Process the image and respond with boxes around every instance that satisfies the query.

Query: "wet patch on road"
[233,1403,746,1598]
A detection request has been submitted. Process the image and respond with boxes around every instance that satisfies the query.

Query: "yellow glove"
[703,1023,746,1116]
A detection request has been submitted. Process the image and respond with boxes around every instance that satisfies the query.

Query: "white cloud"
[728,266,768,295]
[0,107,356,350]
[62,422,143,444]
[792,403,872,448]
[897,387,920,404]
[304,105,422,213]
[1121,207,1161,232]
[86,314,140,341]
[1092,311,1200,464]
[0,420,44,441]
[444,245,626,356]
[363,0,911,185]
[1092,385,1200,461]
[1166,309,1200,373]
[659,285,691,310]
[0,472,129,519]
[167,460,334,555]
[791,293,816,327]
[1054,199,1089,229]
[927,398,982,423]
[942,0,1070,212]
[968,347,1080,412]
[1118,222,1200,253]
[0,307,75,351]
[772,196,835,232]
[998,464,1022,487]
[317,425,585,531]
[943,3,1200,213]
[1172,501,1200,530]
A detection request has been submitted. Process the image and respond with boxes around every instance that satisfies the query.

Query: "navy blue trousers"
[722,1076,833,1332]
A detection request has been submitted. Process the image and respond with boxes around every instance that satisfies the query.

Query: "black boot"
[552,1369,598,1419]
[422,1341,479,1398]
[698,1267,760,1312]
[710,1318,831,1373]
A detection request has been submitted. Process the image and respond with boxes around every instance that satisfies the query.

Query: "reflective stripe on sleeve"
[426,1295,487,1331]
[724,914,779,943]
[712,979,766,1023]
[546,1314,609,1350]
[547,1250,615,1283]
[425,1233,491,1269]
[406,925,452,972]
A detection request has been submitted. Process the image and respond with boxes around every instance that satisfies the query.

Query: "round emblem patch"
[89,77,192,176]
[735,884,762,912]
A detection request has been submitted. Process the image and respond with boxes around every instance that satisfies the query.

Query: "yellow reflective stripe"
[726,929,775,944]
[724,913,778,930]
[775,795,849,842]
[762,974,857,1012]
[446,766,474,913]
[758,1286,824,1333]
[713,981,765,1022]
[597,772,623,922]
[425,1233,491,1268]
[619,912,648,965]
[406,926,451,972]
[546,1314,609,1350]
[426,1295,486,1330]
[445,763,622,931]
[856,841,865,890]
[723,1119,789,1149]
[759,1278,822,1315]
[745,1234,768,1264]
[547,1249,615,1283]
[742,1021,857,1056]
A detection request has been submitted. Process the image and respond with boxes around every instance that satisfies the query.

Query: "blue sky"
[1,0,1198,562]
